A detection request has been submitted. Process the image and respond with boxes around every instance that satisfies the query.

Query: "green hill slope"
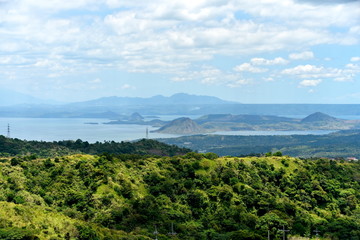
[0,153,359,239]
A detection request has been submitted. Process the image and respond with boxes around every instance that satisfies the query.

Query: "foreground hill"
[0,153,359,239]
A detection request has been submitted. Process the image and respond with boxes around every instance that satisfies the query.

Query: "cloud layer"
[0,0,359,102]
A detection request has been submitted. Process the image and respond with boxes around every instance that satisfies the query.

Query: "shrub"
[0,227,38,240]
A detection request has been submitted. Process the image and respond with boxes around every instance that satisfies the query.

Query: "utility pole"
[146,127,149,139]
[168,222,177,237]
[153,225,159,240]
[313,228,320,239]
[7,124,10,138]
[278,225,290,240]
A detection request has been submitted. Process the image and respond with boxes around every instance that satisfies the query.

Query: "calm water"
[0,118,180,143]
[0,115,356,143]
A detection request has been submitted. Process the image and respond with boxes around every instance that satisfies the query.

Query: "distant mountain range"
[0,92,238,117]
[2,91,360,117]
[0,90,233,107]
[67,93,235,107]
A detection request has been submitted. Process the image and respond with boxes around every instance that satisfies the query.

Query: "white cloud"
[345,63,360,70]
[121,84,136,90]
[289,51,314,60]
[171,76,191,82]
[171,66,220,83]
[241,0,360,28]
[282,64,323,75]
[0,55,28,65]
[282,64,358,82]
[234,63,268,73]
[171,65,252,88]
[198,67,223,84]
[351,57,360,62]
[250,57,289,65]
[227,79,251,88]
[334,63,360,81]
[0,0,358,99]
[90,78,102,83]
[349,26,360,35]
[1,0,356,74]
[299,79,322,87]
[263,77,275,82]
[334,76,352,82]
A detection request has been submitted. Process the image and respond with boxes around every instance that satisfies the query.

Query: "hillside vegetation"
[0,151,359,239]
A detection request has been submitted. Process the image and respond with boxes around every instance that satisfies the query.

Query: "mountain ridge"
[67,93,236,107]
[3,91,360,117]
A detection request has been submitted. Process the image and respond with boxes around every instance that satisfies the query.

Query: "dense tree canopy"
[0,136,191,157]
[0,151,359,239]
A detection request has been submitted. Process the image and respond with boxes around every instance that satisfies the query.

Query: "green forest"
[0,138,359,239]
[0,136,191,157]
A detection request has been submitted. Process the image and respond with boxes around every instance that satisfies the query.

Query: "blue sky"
[0,0,359,103]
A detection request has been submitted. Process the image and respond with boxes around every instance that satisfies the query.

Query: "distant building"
[347,157,358,161]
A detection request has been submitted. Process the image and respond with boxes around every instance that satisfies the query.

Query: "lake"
[0,117,180,143]
[0,116,354,143]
